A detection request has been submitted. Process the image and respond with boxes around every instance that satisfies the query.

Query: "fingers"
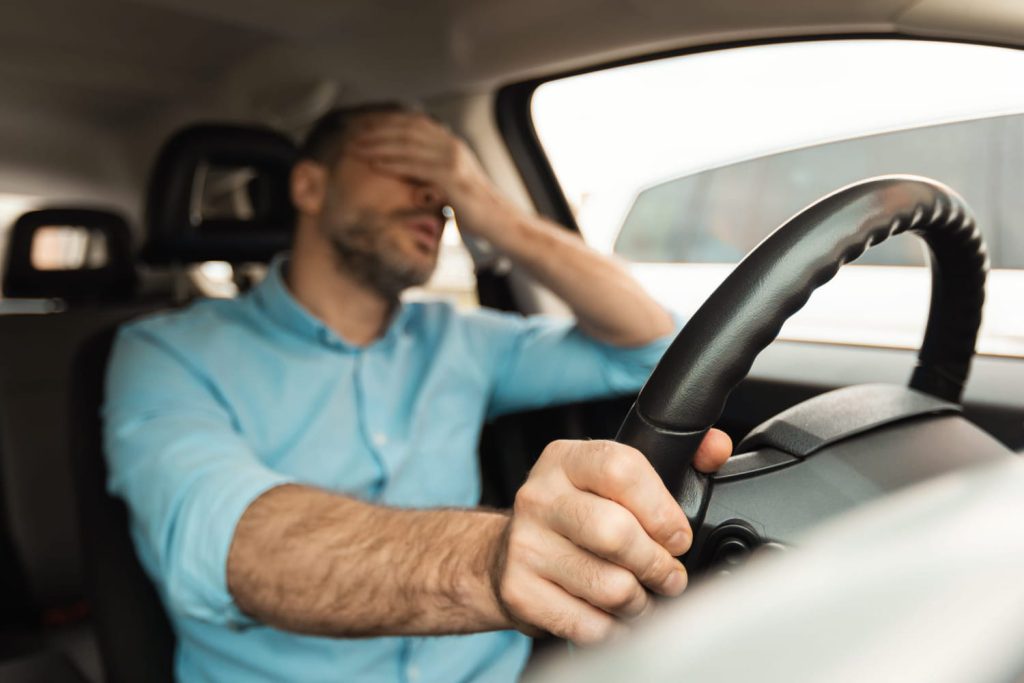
[560,441,692,556]
[348,117,458,185]
[544,489,687,597]
[498,438,714,644]
[499,565,620,645]
[345,113,494,222]
[352,143,448,175]
[692,428,733,473]
[351,140,442,162]
[361,159,431,183]
[350,144,444,187]
[350,128,440,150]
[348,112,448,152]
[531,524,653,618]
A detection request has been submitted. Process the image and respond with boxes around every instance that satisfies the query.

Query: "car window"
[532,39,1024,357]
[614,116,1024,268]
[30,224,110,270]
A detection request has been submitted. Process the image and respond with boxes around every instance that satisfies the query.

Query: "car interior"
[0,1,1023,681]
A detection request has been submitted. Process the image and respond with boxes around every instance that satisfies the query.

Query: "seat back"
[0,208,146,615]
[0,307,158,614]
[64,122,297,681]
[0,207,151,680]
[70,326,174,683]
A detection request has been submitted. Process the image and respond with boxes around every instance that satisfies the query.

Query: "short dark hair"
[297,101,414,167]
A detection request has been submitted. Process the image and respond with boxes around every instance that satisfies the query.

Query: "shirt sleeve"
[103,323,295,627]
[474,309,683,420]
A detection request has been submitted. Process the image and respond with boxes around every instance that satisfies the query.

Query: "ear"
[290,159,327,216]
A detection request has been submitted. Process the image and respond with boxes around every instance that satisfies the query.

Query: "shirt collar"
[252,253,414,351]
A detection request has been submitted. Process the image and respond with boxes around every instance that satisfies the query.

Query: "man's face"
[316,120,446,298]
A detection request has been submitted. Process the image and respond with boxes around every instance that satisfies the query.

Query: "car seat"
[69,122,296,683]
[0,208,152,681]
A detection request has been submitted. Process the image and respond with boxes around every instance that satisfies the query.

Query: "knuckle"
[550,438,574,456]
[513,481,544,514]
[512,485,531,512]
[591,509,635,556]
[599,570,641,612]
[599,445,641,489]
[538,439,570,466]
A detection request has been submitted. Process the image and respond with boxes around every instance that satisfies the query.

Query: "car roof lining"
[0,0,1019,135]
[0,0,1021,251]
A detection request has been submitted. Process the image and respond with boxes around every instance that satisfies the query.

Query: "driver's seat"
[69,122,297,681]
[70,325,176,683]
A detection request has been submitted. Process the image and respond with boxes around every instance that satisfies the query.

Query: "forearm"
[466,190,673,346]
[226,484,512,637]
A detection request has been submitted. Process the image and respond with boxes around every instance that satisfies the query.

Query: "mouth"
[404,216,443,251]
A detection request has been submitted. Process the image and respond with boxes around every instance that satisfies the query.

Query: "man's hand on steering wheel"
[492,432,732,644]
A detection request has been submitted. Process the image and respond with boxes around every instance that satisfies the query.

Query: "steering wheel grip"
[616,175,988,525]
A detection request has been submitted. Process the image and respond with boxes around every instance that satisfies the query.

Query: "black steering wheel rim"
[615,175,988,531]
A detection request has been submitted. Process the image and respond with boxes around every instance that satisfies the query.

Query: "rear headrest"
[143,124,297,265]
[2,208,137,302]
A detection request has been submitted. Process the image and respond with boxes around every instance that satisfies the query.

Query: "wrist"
[456,510,515,631]
[486,513,515,626]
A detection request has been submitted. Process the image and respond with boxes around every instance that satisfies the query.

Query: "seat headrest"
[2,208,137,302]
[143,124,297,265]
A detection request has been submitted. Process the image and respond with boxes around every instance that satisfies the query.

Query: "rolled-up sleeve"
[473,310,682,420]
[103,325,294,627]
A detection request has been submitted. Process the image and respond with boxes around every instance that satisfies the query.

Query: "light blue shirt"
[103,257,674,683]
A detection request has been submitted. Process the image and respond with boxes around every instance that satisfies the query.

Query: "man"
[104,103,731,682]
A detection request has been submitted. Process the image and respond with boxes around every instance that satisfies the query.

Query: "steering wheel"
[614,175,1011,569]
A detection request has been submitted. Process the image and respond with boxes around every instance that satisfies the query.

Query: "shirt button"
[372,432,389,447]
[407,666,420,681]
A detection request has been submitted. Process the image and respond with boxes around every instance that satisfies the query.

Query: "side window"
[532,39,1024,356]
[30,224,110,271]
[615,116,1024,269]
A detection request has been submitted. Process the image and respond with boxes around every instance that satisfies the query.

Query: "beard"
[318,205,441,300]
